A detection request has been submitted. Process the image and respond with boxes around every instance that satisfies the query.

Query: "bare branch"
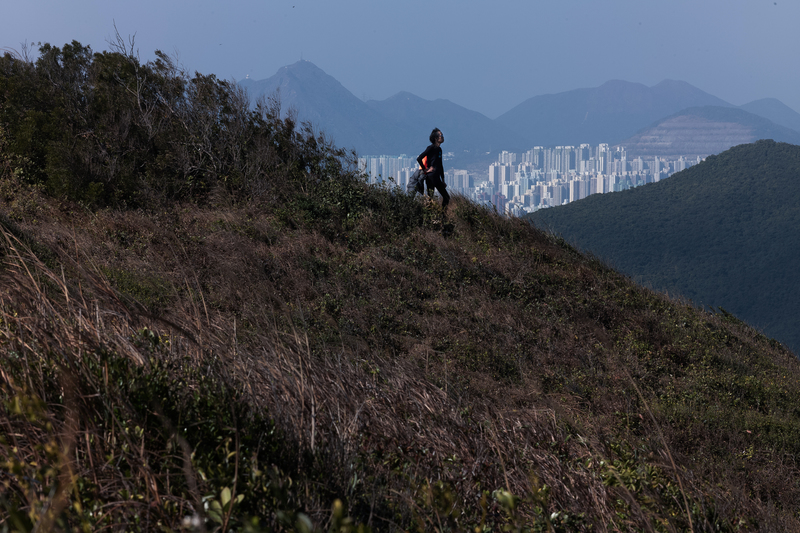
[107,20,138,60]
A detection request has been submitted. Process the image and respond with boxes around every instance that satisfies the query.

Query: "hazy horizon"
[3,0,799,119]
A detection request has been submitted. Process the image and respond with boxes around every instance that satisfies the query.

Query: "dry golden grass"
[1,182,799,531]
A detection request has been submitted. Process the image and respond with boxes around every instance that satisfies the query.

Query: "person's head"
[430,128,444,145]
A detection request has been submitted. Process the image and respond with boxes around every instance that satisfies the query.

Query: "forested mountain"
[3,42,800,531]
[528,140,800,353]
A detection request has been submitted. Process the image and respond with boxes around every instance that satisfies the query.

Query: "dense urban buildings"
[358,145,703,215]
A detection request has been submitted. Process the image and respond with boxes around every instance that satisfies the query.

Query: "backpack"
[407,168,424,195]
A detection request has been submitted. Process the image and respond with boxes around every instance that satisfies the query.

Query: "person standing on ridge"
[417,128,450,211]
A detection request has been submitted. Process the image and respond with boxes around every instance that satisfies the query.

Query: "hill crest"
[240,62,800,159]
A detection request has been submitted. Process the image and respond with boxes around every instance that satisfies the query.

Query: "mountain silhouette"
[239,60,411,154]
[239,64,800,160]
[740,97,800,133]
[366,91,526,153]
[495,79,734,147]
[618,105,800,157]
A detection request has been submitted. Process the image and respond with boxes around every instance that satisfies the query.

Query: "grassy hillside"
[528,140,800,354]
[2,43,800,532]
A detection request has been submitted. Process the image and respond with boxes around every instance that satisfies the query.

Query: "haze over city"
[3,0,799,119]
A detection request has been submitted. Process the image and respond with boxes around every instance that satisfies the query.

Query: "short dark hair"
[429,128,442,144]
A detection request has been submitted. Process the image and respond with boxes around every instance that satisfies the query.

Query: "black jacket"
[417,144,444,182]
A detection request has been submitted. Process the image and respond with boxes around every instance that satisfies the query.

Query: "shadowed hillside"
[2,43,800,532]
[528,140,800,354]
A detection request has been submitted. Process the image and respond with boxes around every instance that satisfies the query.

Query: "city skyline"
[359,144,701,215]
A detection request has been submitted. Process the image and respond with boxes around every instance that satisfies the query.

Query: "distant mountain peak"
[272,60,335,82]
[619,105,800,157]
[238,64,799,159]
[497,79,735,146]
[283,59,323,70]
[598,79,648,89]
[739,98,800,132]
[379,91,427,104]
[653,79,695,89]
[744,97,783,106]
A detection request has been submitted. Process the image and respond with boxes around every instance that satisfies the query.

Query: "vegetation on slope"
[2,42,800,532]
[527,139,800,354]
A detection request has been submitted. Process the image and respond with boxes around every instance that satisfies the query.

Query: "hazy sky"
[3,0,798,118]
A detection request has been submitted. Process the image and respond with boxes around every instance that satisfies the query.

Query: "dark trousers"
[425,175,450,210]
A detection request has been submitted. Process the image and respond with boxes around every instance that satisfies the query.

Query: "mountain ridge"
[618,105,800,157]
[366,91,527,153]
[740,97,800,132]
[239,60,414,154]
[494,79,735,147]
[240,63,800,160]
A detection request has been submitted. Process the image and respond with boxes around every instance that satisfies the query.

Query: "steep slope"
[5,175,800,531]
[619,106,800,157]
[528,139,800,353]
[4,45,800,531]
[239,60,413,154]
[495,79,733,146]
